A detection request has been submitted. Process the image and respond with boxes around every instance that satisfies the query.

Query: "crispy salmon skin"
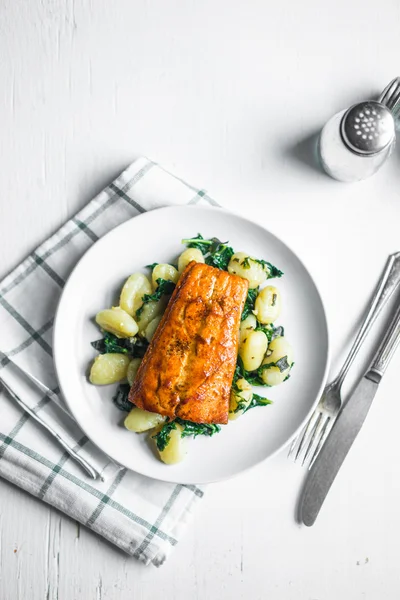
[128,262,248,424]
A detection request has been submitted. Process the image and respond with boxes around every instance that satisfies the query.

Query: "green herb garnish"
[275,355,290,372]
[241,256,252,269]
[271,325,284,340]
[258,355,290,375]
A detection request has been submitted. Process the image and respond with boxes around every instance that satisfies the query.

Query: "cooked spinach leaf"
[234,356,265,386]
[130,337,150,358]
[91,333,127,354]
[251,257,283,279]
[91,332,135,355]
[264,261,284,279]
[234,391,272,414]
[91,332,149,358]
[233,397,249,413]
[152,420,177,452]
[136,278,176,318]
[176,418,221,439]
[152,417,221,451]
[182,234,234,270]
[239,256,283,279]
[248,393,273,411]
[112,384,132,412]
[205,243,234,270]
[181,234,213,254]
[182,234,282,279]
[241,287,259,321]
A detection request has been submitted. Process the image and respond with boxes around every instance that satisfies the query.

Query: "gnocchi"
[254,286,281,324]
[260,336,294,386]
[228,252,269,289]
[127,358,142,386]
[239,329,269,372]
[119,273,152,317]
[144,315,162,342]
[95,307,139,338]
[239,314,257,344]
[178,248,205,273]
[137,298,167,333]
[157,423,186,464]
[89,353,131,385]
[229,378,253,420]
[124,407,166,433]
[152,264,179,289]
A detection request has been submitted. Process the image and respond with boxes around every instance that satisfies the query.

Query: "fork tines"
[288,412,334,468]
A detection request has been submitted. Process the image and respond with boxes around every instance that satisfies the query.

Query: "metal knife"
[300,300,400,526]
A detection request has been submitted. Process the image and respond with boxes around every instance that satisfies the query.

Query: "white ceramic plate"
[53,206,329,484]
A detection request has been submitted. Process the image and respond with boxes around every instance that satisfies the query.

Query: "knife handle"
[369,302,400,381]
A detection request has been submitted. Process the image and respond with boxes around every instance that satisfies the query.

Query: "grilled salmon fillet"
[128,261,248,424]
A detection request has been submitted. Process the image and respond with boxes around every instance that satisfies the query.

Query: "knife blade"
[300,300,400,527]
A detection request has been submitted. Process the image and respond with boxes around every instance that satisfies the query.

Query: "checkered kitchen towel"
[0,157,218,566]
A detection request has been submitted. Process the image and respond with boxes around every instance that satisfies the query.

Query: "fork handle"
[368,302,400,381]
[335,252,400,389]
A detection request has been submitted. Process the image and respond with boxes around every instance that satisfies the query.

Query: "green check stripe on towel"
[0,157,212,566]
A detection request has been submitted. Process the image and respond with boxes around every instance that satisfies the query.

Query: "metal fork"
[378,76,400,119]
[289,252,400,466]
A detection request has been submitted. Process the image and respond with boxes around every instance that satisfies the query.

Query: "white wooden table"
[1,1,400,598]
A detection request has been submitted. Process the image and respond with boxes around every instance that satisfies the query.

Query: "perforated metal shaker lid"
[340,101,395,156]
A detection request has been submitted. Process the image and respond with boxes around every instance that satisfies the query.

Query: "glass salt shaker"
[319,100,395,182]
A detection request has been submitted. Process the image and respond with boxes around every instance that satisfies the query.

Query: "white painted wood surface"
[1,0,400,598]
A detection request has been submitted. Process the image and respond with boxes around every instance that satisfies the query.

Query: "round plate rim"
[53,205,330,484]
